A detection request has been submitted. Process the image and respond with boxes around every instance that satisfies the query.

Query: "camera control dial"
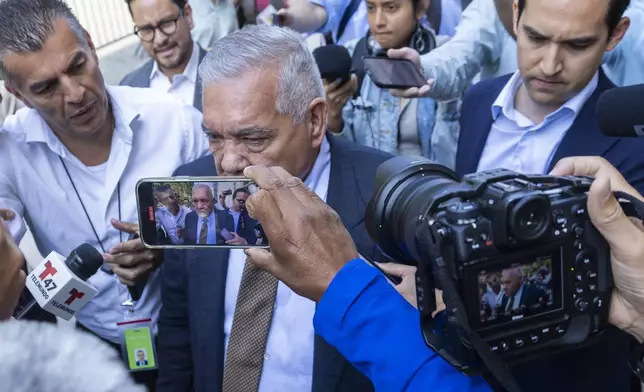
[446,202,480,225]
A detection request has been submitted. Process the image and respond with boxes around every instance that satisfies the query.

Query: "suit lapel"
[547,72,618,172]
[312,134,371,391]
[131,60,155,88]
[193,47,207,113]
[189,247,230,387]
[455,78,508,176]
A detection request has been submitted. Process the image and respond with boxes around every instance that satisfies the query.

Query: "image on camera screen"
[477,255,557,326]
[151,181,265,246]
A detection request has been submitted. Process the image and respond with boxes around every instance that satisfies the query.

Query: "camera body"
[418,168,612,371]
[366,157,612,375]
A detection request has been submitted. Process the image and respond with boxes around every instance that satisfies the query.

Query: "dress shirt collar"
[303,135,331,190]
[491,71,599,126]
[23,85,137,157]
[149,42,200,84]
[200,210,216,224]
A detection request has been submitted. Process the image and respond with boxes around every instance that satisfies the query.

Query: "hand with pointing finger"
[104,219,162,287]
[243,165,358,302]
[550,156,644,341]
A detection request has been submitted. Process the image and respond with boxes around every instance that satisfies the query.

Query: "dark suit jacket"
[157,134,392,392]
[500,284,546,310]
[231,209,258,245]
[184,210,235,245]
[456,72,641,392]
[119,46,207,112]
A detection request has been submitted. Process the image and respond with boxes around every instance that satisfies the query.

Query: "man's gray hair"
[0,320,145,392]
[192,183,215,199]
[0,0,88,82]
[199,25,324,124]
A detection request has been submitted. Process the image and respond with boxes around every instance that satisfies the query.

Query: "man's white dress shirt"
[0,85,209,342]
[477,71,598,174]
[224,136,332,391]
[149,42,200,106]
[155,205,193,244]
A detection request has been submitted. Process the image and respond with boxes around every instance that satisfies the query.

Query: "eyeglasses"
[133,10,184,42]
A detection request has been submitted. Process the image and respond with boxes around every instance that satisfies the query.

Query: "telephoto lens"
[365,156,468,263]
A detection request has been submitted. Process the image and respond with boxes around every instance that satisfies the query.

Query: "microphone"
[596,84,644,137]
[313,44,352,84]
[14,244,102,321]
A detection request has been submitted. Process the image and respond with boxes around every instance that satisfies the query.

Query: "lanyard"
[59,157,122,273]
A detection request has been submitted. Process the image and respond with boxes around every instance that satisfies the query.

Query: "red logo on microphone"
[38,260,58,280]
[65,288,85,305]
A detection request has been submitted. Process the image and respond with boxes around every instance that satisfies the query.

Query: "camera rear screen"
[477,252,561,327]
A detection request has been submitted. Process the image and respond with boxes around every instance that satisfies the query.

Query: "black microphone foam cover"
[596,84,644,137]
[65,243,104,281]
[313,44,352,83]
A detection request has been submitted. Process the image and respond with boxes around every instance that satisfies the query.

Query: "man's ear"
[512,0,520,38]
[308,97,327,149]
[184,4,195,30]
[606,17,630,51]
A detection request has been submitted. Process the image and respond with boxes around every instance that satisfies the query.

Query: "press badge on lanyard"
[117,315,158,372]
[116,233,157,372]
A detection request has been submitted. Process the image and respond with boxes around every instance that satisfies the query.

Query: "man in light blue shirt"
[454,2,644,388]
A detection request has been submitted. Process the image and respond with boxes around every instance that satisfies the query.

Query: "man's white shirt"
[0,85,209,342]
[224,136,332,391]
[149,42,200,106]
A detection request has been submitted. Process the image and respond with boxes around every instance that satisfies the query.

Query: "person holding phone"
[326,0,461,168]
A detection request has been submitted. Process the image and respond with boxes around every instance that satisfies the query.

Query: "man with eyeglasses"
[121,0,208,112]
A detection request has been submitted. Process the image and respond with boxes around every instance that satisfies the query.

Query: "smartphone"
[220,228,234,242]
[136,177,266,249]
[362,56,427,89]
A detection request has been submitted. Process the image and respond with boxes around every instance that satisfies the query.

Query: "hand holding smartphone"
[362,56,427,90]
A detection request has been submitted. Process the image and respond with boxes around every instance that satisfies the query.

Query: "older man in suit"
[157,25,405,392]
[184,183,236,245]
[121,0,207,112]
[455,0,644,391]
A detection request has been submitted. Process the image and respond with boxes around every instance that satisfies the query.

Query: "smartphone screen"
[362,57,427,89]
[136,177,267,249]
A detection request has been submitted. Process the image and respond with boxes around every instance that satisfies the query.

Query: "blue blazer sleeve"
[313,259,492,392]
[156,248,194,392]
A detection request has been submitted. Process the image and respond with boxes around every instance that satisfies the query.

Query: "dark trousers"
[76,323,158,392]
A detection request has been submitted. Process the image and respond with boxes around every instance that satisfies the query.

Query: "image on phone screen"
[136,177,267,249]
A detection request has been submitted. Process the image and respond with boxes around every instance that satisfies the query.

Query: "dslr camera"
[366,156,612,375]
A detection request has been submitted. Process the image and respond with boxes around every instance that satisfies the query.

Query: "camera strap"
[417,222,523,392]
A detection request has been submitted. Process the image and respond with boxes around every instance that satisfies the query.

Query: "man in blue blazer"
[156,25,428,392]
[455,0,644,390]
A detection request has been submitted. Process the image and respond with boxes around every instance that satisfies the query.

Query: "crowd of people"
[1,0,644,391]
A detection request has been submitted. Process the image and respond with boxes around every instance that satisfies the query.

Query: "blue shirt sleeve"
[313,258,492,392]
